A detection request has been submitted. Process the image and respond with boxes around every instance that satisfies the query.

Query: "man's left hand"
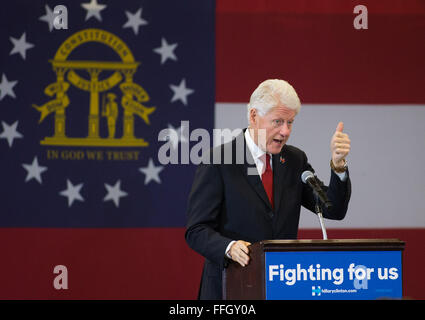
[330,122,351,169]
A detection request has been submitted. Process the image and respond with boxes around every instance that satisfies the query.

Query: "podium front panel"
[265,250,402,300]
[224,239,405,300]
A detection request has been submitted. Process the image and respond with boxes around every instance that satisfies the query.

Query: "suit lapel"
[242,163,272,211]
[234,131,272,210]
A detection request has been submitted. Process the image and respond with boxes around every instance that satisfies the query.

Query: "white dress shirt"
[244,128,272,177]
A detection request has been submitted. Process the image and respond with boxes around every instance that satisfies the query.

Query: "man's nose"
[279,122,291,136]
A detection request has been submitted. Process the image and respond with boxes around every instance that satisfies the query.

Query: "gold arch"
[54,28,135,62]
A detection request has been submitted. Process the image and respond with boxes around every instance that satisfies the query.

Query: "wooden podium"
[223,239,405,300]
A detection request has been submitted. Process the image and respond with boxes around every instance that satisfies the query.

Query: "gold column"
[122,69,136,139]
[53,67,67,138]
[87,68,101,138]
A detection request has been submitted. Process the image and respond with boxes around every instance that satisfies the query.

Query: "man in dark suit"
[185,79,351,300]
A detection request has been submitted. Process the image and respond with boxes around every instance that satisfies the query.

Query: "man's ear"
[249,108,257,127]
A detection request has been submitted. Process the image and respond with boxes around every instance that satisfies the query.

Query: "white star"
[39,4,55,32]
[169,79,194,106]
[103,180,128,207]
[123,8,148,35]
[9,32,34,60]
[0,121,23,147]
[22,156,48,184]
[0,73,18,100]
[59,179,84,207]
[139,158,164,185]
[153,37,178,64]
[81,0,106,22]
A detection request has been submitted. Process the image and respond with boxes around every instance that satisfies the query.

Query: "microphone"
[301,170,330,240]
[301,171,332,210]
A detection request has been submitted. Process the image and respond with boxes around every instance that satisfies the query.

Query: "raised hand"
[330,122,351,169]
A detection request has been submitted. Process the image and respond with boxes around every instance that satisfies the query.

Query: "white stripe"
[215,103,425,228]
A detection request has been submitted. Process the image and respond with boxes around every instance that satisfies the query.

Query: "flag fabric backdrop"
[0,0,213,298]
[215,0,425,300]
[1,0,425,300]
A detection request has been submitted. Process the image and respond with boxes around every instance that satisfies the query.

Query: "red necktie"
[262,154,274,209]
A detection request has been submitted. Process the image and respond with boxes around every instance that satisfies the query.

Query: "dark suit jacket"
[185,131,351,300]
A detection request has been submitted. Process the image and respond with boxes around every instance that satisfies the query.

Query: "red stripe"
[0,228,423,299]
[217,0,425,15]
[0,228,203,299]
[216,0,425,103]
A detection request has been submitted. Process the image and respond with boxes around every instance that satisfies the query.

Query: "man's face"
[249,105,296,154]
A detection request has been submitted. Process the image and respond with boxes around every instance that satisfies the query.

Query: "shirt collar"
[245,128,267,161]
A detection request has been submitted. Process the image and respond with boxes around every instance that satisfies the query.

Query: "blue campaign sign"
[265,251,402,300]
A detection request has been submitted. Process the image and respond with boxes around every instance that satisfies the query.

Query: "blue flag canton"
[0,0,215,227]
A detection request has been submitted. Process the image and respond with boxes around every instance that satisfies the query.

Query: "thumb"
[336,121,344,133]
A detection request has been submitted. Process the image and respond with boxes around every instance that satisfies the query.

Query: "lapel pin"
[280,156,286,164]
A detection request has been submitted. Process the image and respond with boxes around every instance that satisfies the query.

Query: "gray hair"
[247,79,301,122]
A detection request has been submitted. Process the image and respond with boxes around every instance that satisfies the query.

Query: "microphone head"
[301,170,314,184]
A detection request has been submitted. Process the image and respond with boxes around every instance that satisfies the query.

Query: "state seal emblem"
[33,28,155,147]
